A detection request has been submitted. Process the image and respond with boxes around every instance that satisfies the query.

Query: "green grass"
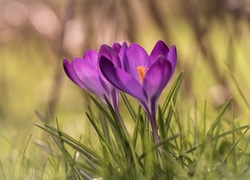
[32,74,250,179]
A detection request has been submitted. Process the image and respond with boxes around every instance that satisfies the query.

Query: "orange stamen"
[137,66,146,84]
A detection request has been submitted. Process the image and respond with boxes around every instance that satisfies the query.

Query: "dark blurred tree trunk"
[46,0,75,121]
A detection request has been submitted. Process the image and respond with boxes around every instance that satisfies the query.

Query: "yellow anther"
[137,66,146,84]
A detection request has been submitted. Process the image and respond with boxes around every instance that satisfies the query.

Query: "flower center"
[137,66,146,84]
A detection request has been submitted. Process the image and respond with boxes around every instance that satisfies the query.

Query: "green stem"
[149,110,159,143]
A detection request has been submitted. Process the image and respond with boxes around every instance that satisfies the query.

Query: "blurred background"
[1,0,250,178]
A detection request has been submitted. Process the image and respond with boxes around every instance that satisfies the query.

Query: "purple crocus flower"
[99,40,177,142]
[63,42,127,114]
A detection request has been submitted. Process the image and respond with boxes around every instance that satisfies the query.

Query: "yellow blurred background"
[1,0,250,177]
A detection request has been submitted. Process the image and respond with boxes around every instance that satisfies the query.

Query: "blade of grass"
[200,98,232,153]
[188,98,232,176]
[138,134,185,160]
[35,110,47,123]
[19,134,32,180]
[87,106,120,172]
[183,125,250,154]
[203,100,207,136]
[34,123,102,163]
[161,72,184,115]
[224,126,250,163]
[89,95,119,133]
[226,63,250,109]
[87,105,112,148]
[0,160,6,180]
[54,119,82,179]
[85,112,116,157]
[132,106,142,147]
[158,106,165,139]
[120,92,137,122]
[231,103,236,169]
[103,96,141,178]
[164,73,184,136]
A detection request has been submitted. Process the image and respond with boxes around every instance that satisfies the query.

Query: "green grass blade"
[103,96,141,178]
[223,125,250,163]
[35,110,47,123]
[19,134,32,180]
[161,72,184,115]
[188,98,232,176]
[132,106,142,147]
[162,72,184,136]
[120,92,137,122]
[0,160,6,180]
[89,95,119,133]
[35,122,101,179]
[226,63,250,109]
[158,106,165,139]
[34,123,102,163]
[182,125,250,155]
[87,105,112,147]
[54,119,82,179]
[193,98,232,155]
[85,112,115,155]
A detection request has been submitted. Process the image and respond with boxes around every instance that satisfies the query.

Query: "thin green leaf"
[161,72,184,115]
[188,98,232,176]
[224,125,250,163]
[121,92,137,122]
[87,105,112,147]
[34,123,102,163]
[103,96,141,177]
[200,98,232,153]
[19,134,32,180]
[183,125,250,154]
[163,72,184,136]
[158,106,165,139]
[132,106,142,147]
[35,110,47,123]
[89,95,119,133]
[0,160,6,180]
[54,119,82,179]
[226,63,250,109]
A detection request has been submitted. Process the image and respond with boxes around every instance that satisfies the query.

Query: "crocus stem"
[149,111,160,143]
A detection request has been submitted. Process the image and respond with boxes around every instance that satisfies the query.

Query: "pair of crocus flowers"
[63,40,177,142]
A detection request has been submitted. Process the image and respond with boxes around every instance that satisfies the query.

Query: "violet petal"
[149,40,169,65]
[72,58,106,101]
[82,50,99,66]
[143,56,172,100]
[99,44,121,67]
[100,55,147,103]
[167,45,177,75]
[112,43,121,53]
[63,58,86,89]
[124,43,149,83]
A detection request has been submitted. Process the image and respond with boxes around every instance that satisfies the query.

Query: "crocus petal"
[111,42,127,69]
[63,58,86,89]
[143,56,172,100]
[99,73,116,97]
[167,45,177,75]
[98,73,119,109]
[72,58,106,102]
[149,40,169,65]
[100,55,147,103]
[99,44,121,67]
[82,50,99,66]
[112,43,121,53]
[117,42,127,69]
[124,43,149,83]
